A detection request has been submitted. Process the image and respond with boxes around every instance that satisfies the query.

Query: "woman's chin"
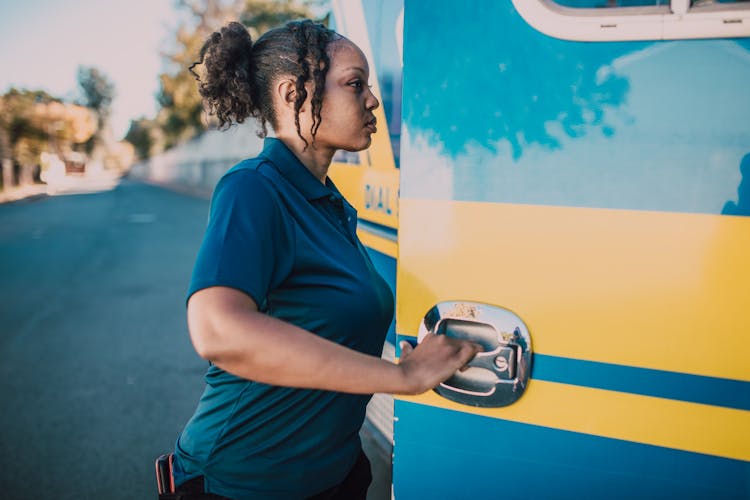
[340,138,372,153]
[359,135,374,150]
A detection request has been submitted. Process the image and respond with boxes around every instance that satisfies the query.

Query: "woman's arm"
[188,286,479,395]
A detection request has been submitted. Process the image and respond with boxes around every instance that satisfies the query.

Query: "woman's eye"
[349,80,365,91]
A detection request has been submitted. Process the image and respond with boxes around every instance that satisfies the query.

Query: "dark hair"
[189,20,340,148]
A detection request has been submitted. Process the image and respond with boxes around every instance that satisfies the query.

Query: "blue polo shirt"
[173,138,394,499]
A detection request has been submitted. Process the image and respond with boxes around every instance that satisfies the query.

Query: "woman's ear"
[275,79,298,111]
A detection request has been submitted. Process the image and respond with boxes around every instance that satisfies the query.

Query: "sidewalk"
[0,170,124,204]
[0,183,48,204]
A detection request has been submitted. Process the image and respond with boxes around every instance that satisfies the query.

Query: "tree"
[77,66,116,153]
[124,117,156,161]
[1,90,54,175]
[239,0,321,39]
[77,66,115,119]
[0,88,96,185]
[155,0,244,149]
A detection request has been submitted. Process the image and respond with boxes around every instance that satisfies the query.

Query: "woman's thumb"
[399,340,414,359]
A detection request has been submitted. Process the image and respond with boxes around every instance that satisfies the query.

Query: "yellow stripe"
[329,162,400,229]
[397,199,750,382]
[357,228,398,258]
[395,380,750,461]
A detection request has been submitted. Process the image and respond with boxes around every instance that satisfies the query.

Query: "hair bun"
[190,21,257,129]
[220,22,254,61]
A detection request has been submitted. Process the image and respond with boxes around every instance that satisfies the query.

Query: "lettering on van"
[364,183,396,215]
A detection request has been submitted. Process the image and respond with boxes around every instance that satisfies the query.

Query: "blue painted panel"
[393,401,750,499]
[533,354,750,411]
[396,336,750,411]
[402,0,750,216]
[364,244,397,346]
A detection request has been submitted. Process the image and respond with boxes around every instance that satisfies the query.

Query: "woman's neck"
[275,133,334,184]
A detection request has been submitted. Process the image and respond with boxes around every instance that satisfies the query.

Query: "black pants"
[170,450,372,500]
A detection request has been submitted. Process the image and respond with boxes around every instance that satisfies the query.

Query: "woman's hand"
[396,334,481,395]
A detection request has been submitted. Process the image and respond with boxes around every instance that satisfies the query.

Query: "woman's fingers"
[397,333,481,394]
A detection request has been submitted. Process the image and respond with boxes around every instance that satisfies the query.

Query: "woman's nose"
[366,89,380,111]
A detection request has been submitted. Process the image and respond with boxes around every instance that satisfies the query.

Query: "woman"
[173,19,479,499]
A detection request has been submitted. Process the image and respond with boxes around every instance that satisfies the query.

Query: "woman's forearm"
[187,287,479,395]
[192,297,408,393]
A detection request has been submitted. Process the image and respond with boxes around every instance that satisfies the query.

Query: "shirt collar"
[260,137,333,201]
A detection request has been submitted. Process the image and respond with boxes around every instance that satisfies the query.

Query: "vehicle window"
[515,0,750,41]
[554,0,667,6]
[554,0,749,6]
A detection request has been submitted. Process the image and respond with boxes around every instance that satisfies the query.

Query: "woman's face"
[305,39,380,152]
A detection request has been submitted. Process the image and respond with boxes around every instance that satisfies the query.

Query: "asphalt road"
[0,178,390,500]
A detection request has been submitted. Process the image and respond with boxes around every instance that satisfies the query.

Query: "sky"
[0,0,177,139]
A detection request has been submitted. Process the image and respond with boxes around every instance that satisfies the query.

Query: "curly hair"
[189,20,340,149]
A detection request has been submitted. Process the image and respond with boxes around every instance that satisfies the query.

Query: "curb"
[0,185,49,205]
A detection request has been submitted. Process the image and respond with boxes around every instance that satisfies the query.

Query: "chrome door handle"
[417,301,532,407]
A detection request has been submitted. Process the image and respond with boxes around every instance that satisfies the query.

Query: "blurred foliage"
[77,66,116,154]
[239,0,323,38]
[142,0,325,155]
[77,66,115,122]
[124,117,156,161]
[0,88,97,169]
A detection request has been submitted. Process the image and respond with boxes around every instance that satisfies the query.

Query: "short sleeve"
[187,167,294,308]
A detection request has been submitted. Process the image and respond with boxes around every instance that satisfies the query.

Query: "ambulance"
[329,1,750,497]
